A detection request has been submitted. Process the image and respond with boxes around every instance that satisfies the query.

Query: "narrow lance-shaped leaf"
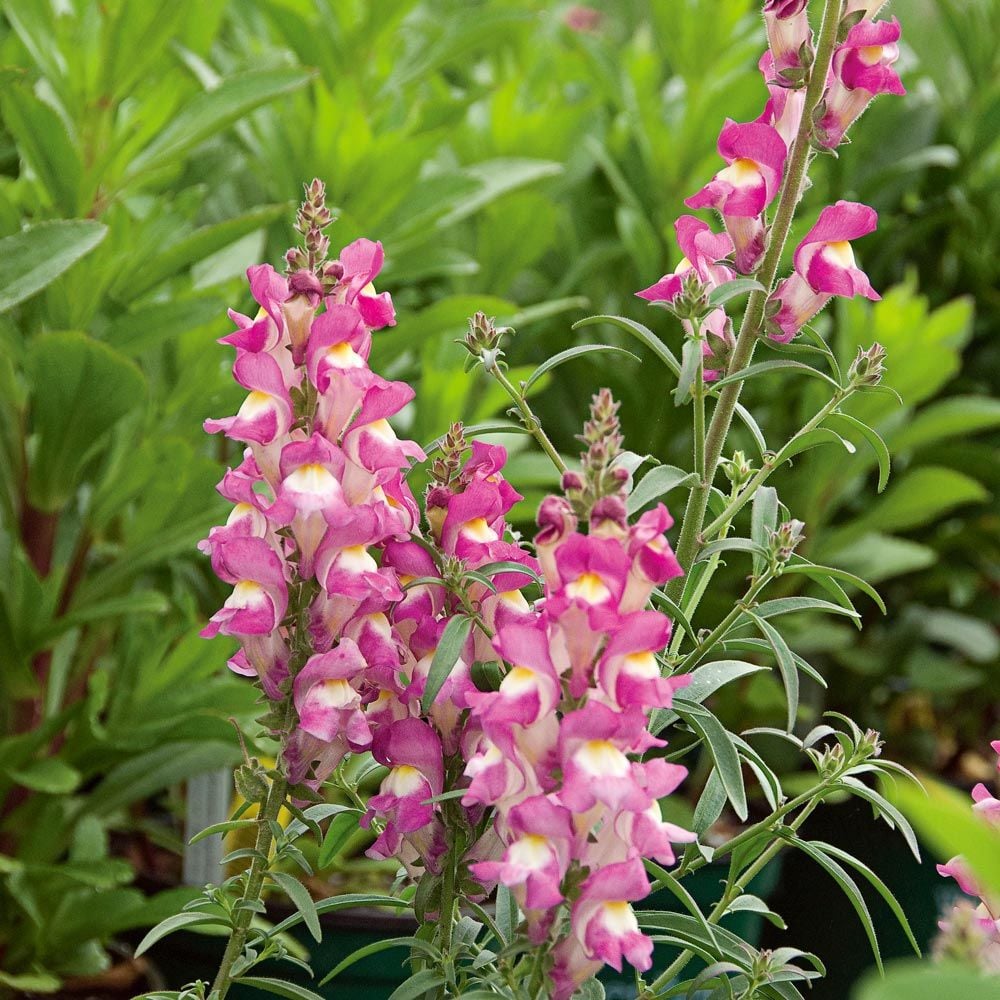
[421,615,473,712]
[674,338,703,407]
[0,221,107,313]
[270,871,321,943]
[628,466,699,514]
[826,412,891,492]
[748,613,798,733]
[676,701,748,821]
[573,315,682,376]
[523,344,639,391]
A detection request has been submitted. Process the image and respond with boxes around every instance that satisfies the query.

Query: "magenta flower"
[636,215,734,305]
[329,238,396,330]
[201,537,288,639]
[364,718,444,861]
[817,18,906,149]
[204,353,294,451]
[571,858,653,972]
[762,0,811,74]
[685,120,787,273]
[293,638,371,748]
[769,200,880,342]
[470,795,575,911]
[755,51,806,150]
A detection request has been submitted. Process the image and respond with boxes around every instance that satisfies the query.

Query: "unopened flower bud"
[769,518,805,563]
[722,450,755,488]
[590,495,628,537]
[848,342,887,388]
[561,471,584,492]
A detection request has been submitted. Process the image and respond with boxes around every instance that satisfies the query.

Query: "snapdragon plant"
[139,2,926,998]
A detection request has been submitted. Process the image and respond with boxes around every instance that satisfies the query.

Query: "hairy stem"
[486,362,568,475]
[700,387,849,539]
[211,769,289,1000]
[667,0,845,601]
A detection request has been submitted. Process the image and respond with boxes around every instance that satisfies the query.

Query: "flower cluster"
[463,392,694,998]
[359,432,539,873]
[200,182,428,793]
[936,740,1000,970]
[636,3,906,351]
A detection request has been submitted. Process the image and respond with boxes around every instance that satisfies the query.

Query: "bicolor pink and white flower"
[636,216,734,306]
[762,0,811,75]
[768,200,880,342]
[816,18,906,149]
[685,120,787,273]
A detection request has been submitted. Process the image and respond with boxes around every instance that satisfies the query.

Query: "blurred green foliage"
[0,0,996,988]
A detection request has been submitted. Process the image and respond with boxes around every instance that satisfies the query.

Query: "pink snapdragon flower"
[756,51,806,150]
[816,18,906,149]
[328,238,397,330]
[768,201,880,342]
[686,120,787,273]
[464,416,693,988]
[636,216,734,306]
[762,0,811,75]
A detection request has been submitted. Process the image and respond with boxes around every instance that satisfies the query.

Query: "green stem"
[678,569,775,672]
[211,770,289,1000]
[693,329,707,486]
[700,389,849,540]
[486,362,567,475]
[666,0,845,602]
[646,788,830,997]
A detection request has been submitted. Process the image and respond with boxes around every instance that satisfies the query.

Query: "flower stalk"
[667,0,847,602]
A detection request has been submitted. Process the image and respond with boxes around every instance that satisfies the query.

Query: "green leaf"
[854,960,1000,1000]
[434,158,563,228]
[675,700,747,821]
[674,338,703,406]
[838,778,920,862]
[573,315,682,376]
[651,661,766,733]
[725,894,786,930]
[388,969,447,1000]
[127,69,314,179]
[748,614,798,733]
[696,538,768,562]
[134,912,231,957]
[271,871,321,943]
[235,977,326,1000]
[421,614,473,712]
[822,533,936,584]
[317,810,363,869]
[889,774,1000,898]
[628,465,699,514]
[751,597,860,621]
[733,403,768,458]
[644,859,718,951]
[8,757,81,794]
[777,427,856,463]
[523,344,639,391]
[0,969,61,993]
[782,560,886,614]
[1,85,81,214]
[826,413,891,492]
[188,819,258,845]
[269,894,411,937]
[495,883,518,944]
[855,466,988,533]
[0,221,107,313]
[889,395,1000,452]
[782,837,883,974]
[706,278,766,308]
[751,486,778,576]
[82,741,240,816]
[712,360,840,390]
[26,332,146,511]
[808,839,921,957]
[103,298,224,356]
[318,936,441,987]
